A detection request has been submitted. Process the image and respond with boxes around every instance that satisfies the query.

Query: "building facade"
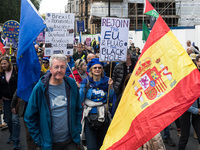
[66,0,200,35]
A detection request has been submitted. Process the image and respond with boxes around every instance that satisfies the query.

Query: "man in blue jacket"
[24,54,82,150]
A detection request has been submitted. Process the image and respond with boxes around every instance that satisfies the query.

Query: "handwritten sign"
[100,17,130,62]
[3,20,20,38]
[45,13,74,56]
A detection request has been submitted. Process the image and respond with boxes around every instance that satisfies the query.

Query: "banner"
[77,20,85,32]
[45,13,74,56]
[100,17,130,62]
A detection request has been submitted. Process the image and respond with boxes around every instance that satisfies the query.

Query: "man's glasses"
[43,62,49,64]
[93,66,102,70]
[53,65,66,70]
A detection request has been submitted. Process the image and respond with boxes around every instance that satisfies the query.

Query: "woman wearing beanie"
[79,58,114,150]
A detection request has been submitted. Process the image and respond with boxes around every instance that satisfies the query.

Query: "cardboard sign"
[100,17,130,62]
[45,13,74,56]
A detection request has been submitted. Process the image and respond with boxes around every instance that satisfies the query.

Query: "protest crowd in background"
[1,0,200,150]
[1,35,200,150]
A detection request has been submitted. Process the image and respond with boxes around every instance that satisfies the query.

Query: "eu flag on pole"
[17,0,46,101]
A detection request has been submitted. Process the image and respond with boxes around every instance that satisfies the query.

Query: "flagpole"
[106,62,112,113]
[9,39,12,62]
[105,3,112,113]
[142,0,145,43]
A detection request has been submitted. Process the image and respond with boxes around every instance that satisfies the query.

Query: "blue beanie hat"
[42,57,49,62]
[88,58,104,69]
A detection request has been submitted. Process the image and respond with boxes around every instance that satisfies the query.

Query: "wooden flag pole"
[106,62,113,113]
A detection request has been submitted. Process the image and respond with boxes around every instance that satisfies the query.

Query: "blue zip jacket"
[24,73,82,150]
[79,76,114,113]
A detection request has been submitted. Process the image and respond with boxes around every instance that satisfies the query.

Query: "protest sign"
[100,17,130,62]
[36,31,45,43]
[45,13,74,56]
[77,20,85,32]
[86,38,91,46]
[3,20,20,38]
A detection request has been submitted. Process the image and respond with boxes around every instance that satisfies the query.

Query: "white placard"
[45,13,74,56]
[100,17,130,62]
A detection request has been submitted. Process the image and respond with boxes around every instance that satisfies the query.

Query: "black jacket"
[112,58,137,96]
[0,68,17,99]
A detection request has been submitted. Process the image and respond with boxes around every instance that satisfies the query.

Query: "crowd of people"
[0,39,200,150]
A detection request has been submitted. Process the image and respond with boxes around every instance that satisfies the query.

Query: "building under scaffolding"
[66,0,200,34]
[129,0,180,30]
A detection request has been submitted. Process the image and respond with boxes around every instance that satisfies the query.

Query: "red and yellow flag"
[101,6,200,150]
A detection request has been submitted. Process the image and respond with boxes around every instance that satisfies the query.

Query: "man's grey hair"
[49,54,67,67]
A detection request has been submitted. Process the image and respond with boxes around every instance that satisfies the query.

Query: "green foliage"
[0,0,42,24]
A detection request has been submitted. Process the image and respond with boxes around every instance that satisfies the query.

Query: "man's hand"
[198,108,200,115]
[12,108,16,114]
[76,81,80,88]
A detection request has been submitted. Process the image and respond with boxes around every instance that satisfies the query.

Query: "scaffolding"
[128,0,181,30]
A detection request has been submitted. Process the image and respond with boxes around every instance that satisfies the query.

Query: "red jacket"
[69,69,88,83]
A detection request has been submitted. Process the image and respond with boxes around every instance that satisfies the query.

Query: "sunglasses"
[43,62,49,64]
[93,66,102,70]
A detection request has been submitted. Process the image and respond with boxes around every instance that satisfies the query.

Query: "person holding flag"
[79,58,114,150]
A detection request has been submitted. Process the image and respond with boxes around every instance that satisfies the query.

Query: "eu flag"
[17,0,46,101]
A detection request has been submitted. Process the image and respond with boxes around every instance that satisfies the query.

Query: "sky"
[39,0,68,14]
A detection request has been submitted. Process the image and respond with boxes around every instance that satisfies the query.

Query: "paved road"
[0,115,199,150]
[0,116,27,150]
[161,122,198,150]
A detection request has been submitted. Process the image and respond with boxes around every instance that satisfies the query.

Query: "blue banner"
[77,20,85,32]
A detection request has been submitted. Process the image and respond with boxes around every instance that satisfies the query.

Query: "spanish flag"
[101,3,200,150]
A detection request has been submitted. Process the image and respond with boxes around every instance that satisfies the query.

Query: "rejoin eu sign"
[3,20,20,38]
[100,17,130,62]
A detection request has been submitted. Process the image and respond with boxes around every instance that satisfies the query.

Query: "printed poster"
[45,13,74,56]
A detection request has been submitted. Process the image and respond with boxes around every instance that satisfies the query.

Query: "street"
[0,116,199,150]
